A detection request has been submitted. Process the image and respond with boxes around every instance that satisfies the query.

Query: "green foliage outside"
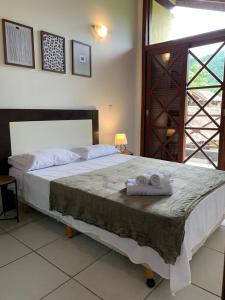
[188,50,225,89]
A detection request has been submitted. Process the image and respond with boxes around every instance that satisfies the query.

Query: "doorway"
[185,42,225,168]
[142,30,225,170]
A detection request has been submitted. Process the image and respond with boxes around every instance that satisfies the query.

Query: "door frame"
[141,0,225,169]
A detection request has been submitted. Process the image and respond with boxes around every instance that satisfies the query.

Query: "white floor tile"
[10,218,63,250]
[0,206,43,232]
[37,216,66,236]
[43,279,99,300]
[146,280,220,300]
[205,226,225,253]
[38,234,110,276]
[0,253,69,300]
[76,251,161,300]
[0,234,31,267]
[191,247,224,296]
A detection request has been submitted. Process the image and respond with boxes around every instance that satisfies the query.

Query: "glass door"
[184,42,225,169]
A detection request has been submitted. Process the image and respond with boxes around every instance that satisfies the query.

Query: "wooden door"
[142,30,225,170]
[144,45,188,162]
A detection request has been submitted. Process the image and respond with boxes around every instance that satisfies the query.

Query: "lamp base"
[116,145,127,152]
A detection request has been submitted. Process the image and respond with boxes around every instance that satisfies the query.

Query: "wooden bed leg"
[21,202,29,214]
[66,226,76,238]
[144,267,156,288]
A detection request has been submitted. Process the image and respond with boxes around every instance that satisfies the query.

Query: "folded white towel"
[150,171,171,187]
[127,179,138,185]
[136,174,151,185]
[126,179,173,196]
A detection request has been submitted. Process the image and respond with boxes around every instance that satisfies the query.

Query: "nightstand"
[120,150,134,155]
[0,176,19,222]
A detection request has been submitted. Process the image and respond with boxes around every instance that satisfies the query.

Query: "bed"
[1,109,225,295]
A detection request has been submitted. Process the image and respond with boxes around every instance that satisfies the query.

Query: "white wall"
[0,0,138,151]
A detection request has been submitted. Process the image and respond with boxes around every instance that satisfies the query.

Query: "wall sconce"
[92,24,108,39]
[166,128,176,137]
[162,52,171,63]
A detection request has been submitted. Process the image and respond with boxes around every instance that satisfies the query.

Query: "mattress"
[9,154,225,294]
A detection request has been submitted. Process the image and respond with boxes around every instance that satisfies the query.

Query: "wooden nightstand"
[120,150,134,155]
[0,176,19,222]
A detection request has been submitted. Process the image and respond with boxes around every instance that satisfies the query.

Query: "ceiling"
[176,0,225,12]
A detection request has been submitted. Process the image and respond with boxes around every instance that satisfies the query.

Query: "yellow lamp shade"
[115,133,128,146]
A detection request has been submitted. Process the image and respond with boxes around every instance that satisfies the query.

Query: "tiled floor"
[0,206,224,300]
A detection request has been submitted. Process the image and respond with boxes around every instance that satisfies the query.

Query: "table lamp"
[115,133,128,152]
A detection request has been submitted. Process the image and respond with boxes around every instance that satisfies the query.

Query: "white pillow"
[8,148,80,171]
[71,144,119,160]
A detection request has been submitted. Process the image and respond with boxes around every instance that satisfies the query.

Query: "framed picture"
[72,40,92,77]
[2,19,35,68]
[41,31,66,74]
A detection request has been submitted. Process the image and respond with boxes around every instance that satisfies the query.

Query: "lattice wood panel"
[145,47,188,162]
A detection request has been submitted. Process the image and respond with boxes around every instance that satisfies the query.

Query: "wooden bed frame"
[0,108,156,289]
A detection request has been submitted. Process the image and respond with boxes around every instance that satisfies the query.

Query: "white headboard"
[10,120,92,155]
[0,109,99,174]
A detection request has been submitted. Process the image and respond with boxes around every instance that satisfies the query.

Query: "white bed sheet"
[10,154,225,294]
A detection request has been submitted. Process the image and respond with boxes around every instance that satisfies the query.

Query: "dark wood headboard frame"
[0,109,99,175]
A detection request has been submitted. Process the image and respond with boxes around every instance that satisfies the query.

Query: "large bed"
[1,109,225,295]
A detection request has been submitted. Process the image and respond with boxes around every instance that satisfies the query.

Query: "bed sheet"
[9,154,225,294]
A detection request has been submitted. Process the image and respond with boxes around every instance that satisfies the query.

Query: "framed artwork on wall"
[41,31,66,74]
[2,19,35,68]
[72,40,92,77]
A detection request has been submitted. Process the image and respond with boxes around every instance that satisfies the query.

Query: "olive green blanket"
[49,157,225,264]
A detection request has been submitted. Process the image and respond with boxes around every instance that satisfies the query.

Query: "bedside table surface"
[120,150,134,155]
[0,176,16,186]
